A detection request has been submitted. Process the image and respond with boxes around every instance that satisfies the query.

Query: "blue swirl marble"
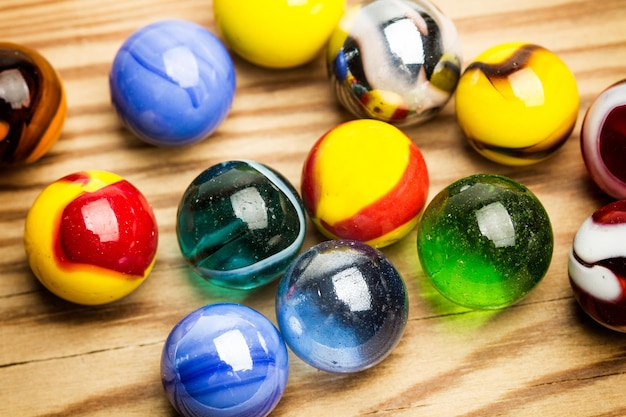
[161,303,289,417]
[109,19,235,146]
[276,240,408,373]
[176,160,306,290]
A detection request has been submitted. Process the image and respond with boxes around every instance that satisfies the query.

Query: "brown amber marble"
[0,42,66,166]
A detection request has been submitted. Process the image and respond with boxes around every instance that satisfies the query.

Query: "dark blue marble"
[161,303,289,417]
[276,240,408,373]
[176,160,306,290]
[109,19,235,147]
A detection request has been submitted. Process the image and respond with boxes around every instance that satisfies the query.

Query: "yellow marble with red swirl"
[301,119,429,248]
[24,170,158,305]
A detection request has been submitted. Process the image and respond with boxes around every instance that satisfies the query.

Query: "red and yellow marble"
[301,119,429,248]
[24,170,158,305]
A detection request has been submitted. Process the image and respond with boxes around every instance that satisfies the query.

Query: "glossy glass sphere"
[581,79,626,199]
[214,0,345,68]
[417,174,553,309]
[276,240,408,373]
[327,0,461,125]
[0,42,66,166]
[455,42,579,165]
[110,19,235,146]
[161,303,289,417]
[301,119,429,248]
[24,170,158,305]
[569,200,626,332]
[176,160,306,290]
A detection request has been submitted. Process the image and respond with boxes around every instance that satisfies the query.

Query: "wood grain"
[1,0,626,416]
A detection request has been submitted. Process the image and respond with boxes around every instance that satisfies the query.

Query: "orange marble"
[0,42,66,166]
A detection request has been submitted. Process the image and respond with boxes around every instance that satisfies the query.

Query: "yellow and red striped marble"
[301,119,428,248]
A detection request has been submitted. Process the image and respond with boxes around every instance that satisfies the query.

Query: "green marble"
[417,174,553,309]
[176,160,306,290]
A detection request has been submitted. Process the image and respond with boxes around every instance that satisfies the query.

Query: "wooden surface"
[1,0,626,416]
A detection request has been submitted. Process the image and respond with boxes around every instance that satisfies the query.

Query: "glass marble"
[0,42,66,166]
[327,0,461,126]
[109,19,235,147]
[161,303,289,417]
[275,240,408,373]
[24,170,158,305]
[569,200,626,332]
[177,160,306,290]
[455,42,579,166]
[417,174,553,310]
[214,0,345,68]
[301,119,429,248]
[581,79,626,199]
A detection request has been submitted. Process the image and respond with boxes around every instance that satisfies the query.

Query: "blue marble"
[275,240,408,373]
[161,303,289,417]
[109,19,235,147]
[176,160,306,290]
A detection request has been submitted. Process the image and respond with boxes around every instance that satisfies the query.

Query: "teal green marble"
[176,160,306,290]
[417,174,553,309]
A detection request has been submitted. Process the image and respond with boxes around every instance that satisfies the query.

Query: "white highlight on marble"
[476,202,516,248]
[332,267,372,312]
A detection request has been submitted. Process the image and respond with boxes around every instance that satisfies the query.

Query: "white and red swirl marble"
[581,79,626,199]
[569,200,626,331]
